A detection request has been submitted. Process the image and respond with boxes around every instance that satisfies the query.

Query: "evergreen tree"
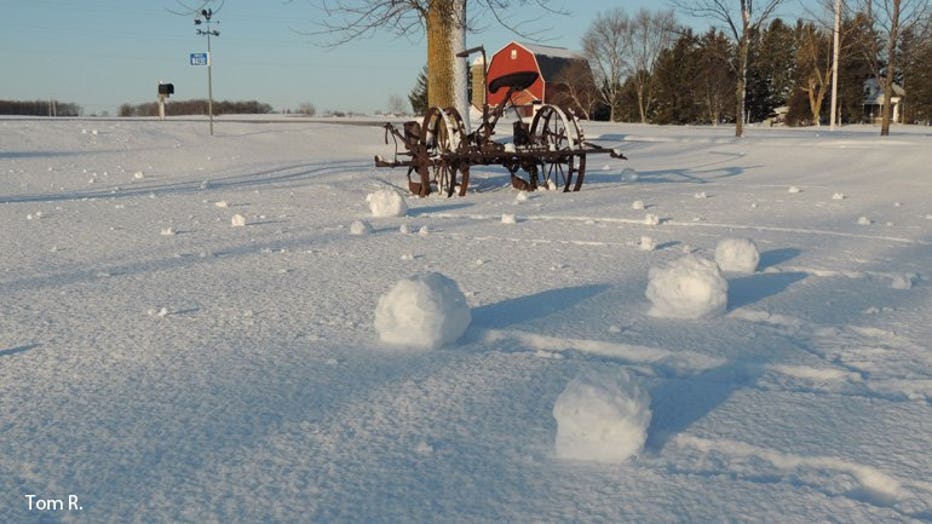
[615,77,642,122]
[898,24,932,124]
[696,29,737,124]
[652,29,701,124]
[409,66,429,116]
[746,18,797,121]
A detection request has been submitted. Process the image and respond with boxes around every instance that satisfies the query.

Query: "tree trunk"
[637,84,647,123]
[427,0,454,110]
[880,0,901,136]
[449,0,469,129]
[736,35,748,137]
[807,74,830,126]
[735,1,750,137]
[829,0,841,130]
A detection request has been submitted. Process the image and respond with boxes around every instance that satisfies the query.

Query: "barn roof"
[519,43,585,61]
[513,42,588,83]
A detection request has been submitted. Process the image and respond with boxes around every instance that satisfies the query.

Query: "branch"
[301,0,568,46]
[166,0,225,16]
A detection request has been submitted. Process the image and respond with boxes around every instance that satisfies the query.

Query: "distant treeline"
[0,100,82,116]
[119,99,273,117]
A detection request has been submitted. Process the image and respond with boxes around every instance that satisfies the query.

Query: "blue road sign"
[190,52,209,66]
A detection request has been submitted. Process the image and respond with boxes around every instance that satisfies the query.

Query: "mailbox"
[158,83,174,96]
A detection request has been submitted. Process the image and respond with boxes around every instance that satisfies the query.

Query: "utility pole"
[194,8,219,136]
[830,0,842,130]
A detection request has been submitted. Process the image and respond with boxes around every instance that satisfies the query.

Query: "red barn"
[484,42,594,116]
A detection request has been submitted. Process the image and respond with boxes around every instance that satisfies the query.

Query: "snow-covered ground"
[1,117,930,523]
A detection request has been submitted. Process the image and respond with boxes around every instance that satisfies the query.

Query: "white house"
[864,78,906,124]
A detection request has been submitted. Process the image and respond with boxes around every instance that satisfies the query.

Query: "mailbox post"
[157,82,174,120]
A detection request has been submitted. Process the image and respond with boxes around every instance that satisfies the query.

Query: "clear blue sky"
[0,0,806,115]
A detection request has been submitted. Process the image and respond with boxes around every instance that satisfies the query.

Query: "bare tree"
[847,0,929,133]
[387,94,408,115]
[550,60,600,119]
[796,21,834,125]
[671,0,785,137]
[167,0,224,15]
[881,0,904,134]
[307,0,565,115]
[806,0,877,125]
[299,102,317,116]
[625,9,677,123]
[870,0,928,134]
[582,8,630,122]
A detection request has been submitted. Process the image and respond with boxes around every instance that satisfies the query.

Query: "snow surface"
[1,117,931,522]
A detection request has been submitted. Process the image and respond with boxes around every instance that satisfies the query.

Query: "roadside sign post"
[193,9,219,136]
[190,52,209,66]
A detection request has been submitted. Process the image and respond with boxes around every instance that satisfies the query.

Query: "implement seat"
[488,71,539,95]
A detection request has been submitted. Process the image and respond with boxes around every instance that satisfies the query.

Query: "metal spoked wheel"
[530,105,587,192]
[421,107,470,197]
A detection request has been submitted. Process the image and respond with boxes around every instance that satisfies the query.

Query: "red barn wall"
[486,42,545,108]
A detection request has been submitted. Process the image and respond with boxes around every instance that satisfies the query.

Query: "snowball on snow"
[639,236,655,252]
[644,214,660,226]
[515,191,529,203]
[714,238,760,273]
[646,254,728,319]
[858,216,872,225]
[832,193,845,200]
[366,189,408,218]
[231,214,247,227]
[632,200,645,210]
[694,191,708,199]
[373,272,471,350]
[553,369,651,464]
[349,220,372,235]
[891,274,918,290]
[788,186,802,193]
[501,213,517,224]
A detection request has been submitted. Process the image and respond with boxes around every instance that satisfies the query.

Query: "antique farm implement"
[374,46,626,197]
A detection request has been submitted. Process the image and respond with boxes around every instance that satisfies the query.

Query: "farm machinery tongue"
[374,46,626,197]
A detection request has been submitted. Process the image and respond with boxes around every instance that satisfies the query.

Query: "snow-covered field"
[1,117,930,523]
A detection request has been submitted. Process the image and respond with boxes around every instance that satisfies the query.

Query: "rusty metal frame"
[374,45,626,197]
